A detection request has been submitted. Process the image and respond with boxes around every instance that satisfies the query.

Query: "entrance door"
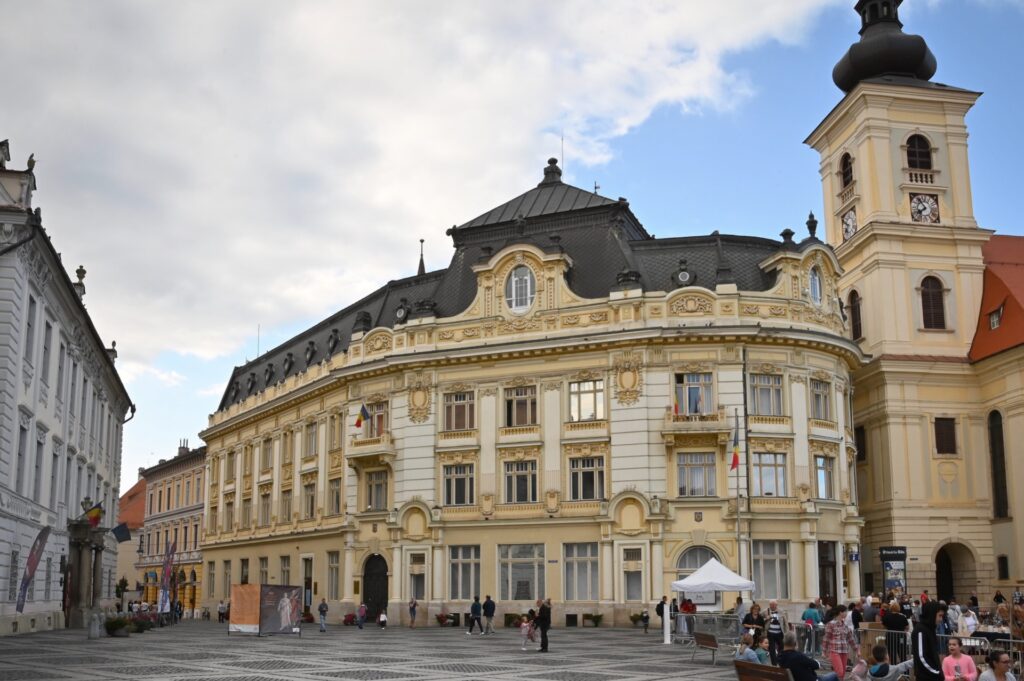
[818,541,837,603]
[302,557,313,615]
[936,547,954,602]
[363,554,388,621]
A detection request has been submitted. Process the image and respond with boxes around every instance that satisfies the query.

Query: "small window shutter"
[921,278,946,330]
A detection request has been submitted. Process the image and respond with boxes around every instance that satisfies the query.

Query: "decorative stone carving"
[364,332,393,355]
[505,376,533,388]
[751,438,792,452]
[742,304,761,315]
[437,329,455,341]
[545,490,560,514]
[366,392,388,404]
[407,380,432,423]
[669,294,713,315]
[809,440,839,456]
[757,363,782,374]
[497,446,539,461]
[445,382,474,393]
[438,451,477,464]
[678,362,710,373]
[719,303,734,314]
[790,375,807,384]
[564,442,609,458]
[811,370,831,382]
[589,312,608,323]
[571,369,602,381]
[301,471,317,485]
[613,353,644,405]
[480,493,495,516]
[665,434,720,448]
[797,483,811,502]
[769,305,787,317]
[480,387,498,397]
[499,317,541,333]
[542,381,561,392]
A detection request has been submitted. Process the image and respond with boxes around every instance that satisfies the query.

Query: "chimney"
[178,438,189,456]
[73,265,86,300]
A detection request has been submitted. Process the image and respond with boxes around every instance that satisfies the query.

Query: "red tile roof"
[970,235,1024,362]
[117,477,147,530]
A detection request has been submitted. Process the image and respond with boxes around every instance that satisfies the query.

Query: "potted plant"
[588,613,603,627]
[629,613,643,626]
[104,616,131,637]
[435,612,449,626]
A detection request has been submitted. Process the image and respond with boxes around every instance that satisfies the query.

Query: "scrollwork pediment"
[496,446,540,461]
[364,332,393,355]
[669,293,713,315]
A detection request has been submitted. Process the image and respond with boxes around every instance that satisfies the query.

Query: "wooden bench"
[733,660,795,681]
[692,632,722,665]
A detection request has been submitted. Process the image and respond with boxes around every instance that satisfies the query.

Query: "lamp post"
[136,535,144,602]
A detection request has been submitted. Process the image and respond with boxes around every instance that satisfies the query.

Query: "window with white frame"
[240,498,252,529]
[280,489,292,521]
[259,557,268,585]
[569,457,604,500]
[564,543,598,601]
[367,402,388,437]
[752,452,787,496]
[568,379,605,422]
[504,386,537,426]
[409,553,426,600]
[261,439,273,470]
[366,470,388,511]
[811,379,831,421]
[499,544,545,601]
[677,453,717,497]
[449,545,480,600]
[504,460,537,503]
[443,392,475,431]
[504,265,536,313]
[225,450,236,481]
[224,502,234,531]
[328,478,342,515]
[280,555,290,585]
[750,374,783,416]
[623,547,643,601]
[810,267,823,305]
[24,296,36,363]
[207,561,215,597]
[676,546,717,581]
[258,492,271,526]
[674,373,713,416]
[814,455,834,500]
[303,482,316,518]
[752,540,789,600]
[444,464,475,506]
[305,422,318,457]
[990,306,1003,330]
[327,551,339,599]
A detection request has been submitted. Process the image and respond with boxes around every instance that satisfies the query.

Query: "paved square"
[0,622,739,681]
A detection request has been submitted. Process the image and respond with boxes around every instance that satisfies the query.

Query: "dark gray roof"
[216,160,825,411]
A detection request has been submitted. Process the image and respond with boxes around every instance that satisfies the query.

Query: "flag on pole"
[16,526,51,613]
[159,539,177,614]
[672,386,680,416]
[111,522,132,543]
[85,502,104,527]
[730,413,740,471]
[355,403,369,428]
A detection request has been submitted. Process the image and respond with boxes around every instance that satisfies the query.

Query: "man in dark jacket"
[482,595,496,635]
[912,600,943,681]
[777,632,838,681]
[536,598,551,652]
[467,596,483,635]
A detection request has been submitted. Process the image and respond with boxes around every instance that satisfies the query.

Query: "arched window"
[849,291,863,340]
[989,411,1009,519]
[504,265,535,313]
[676,546,719,579]
[809,267,823,305]
[907,135,932,170]
[920,276,946,329]
[840,154,853,187]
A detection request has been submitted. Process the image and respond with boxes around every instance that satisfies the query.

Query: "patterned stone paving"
[0,621,739,681]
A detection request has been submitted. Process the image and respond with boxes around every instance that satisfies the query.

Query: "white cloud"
[2,0,838,373]
[117,361,187,388]
[196,383,226,398]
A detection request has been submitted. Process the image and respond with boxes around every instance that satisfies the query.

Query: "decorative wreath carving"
[669,294,713,315]
[613,353,644,405]
[407,379,432,423]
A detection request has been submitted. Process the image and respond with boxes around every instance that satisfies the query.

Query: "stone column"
[650,541,664,601]
[804,541,819,601]
[432,545,444,604]
[92,537,105,607]
[601,541,614,601]
[343,543,355,602]
[846,543,862,601]
[67,520,93,628]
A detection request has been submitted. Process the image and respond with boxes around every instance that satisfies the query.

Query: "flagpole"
[734,408,741,579]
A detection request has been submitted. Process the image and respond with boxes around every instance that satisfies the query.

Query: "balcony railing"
[748,415,791,427]
[563,420,608,437]
[438,429,478,442]
[907,169,936,185]
[749,496,801,511]
[809,418,837,431]
[498,424,541,438]
[663,408,727,431]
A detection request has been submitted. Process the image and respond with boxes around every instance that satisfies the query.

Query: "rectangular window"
[240,498,251,529]
[811,379,832,420]
[443,392,475,431]
[49,450,59,507]
[449,545,480,600]
[569,457,604,500]
[193,523,199,550]
[240,558,249,585]
[568,379,605,422]
[750,374,783,416]
[814,456,834,500]
[281,489,292,521]
[753,452,787,496]
[499,544,545,601]
[258,493,271,526]
[366,471,387,511]
[223,560,232,599]
[41,321,52,382]
[259,557,268,585]
[504,386,538,426]
[990,306,1003,330]
[208,507,218,534]
[208,562,215,597]
[305,422,318,457]
[183,526,188,551]
[56,342,66,402]
[280,556,291,585]
[935,418,957,455]
[624,570,643,601]
[15,426,27,495]
[44,557,52,601]
[158,489,163,512]
[33,438,44,502]
[752,540,789,600]
[225,450,236,481]
[282,432,293,464]
[8,551,19,600]
[224,502,234,531]
[854,425,867,462]
[184,480,190,505]
[243,446,253,475]
[564,543,598,601]
[303,482,316,519]
[443,464,475,506]
[677,452,717,497]
[997,555,1009,581]
[368,402,388,437]
[410,553,426,600]
[261,439,273,470]
[24,296,37,363]
[328,478,342,515]
[504,460,537,503]
[327,551,339,600]
[673,372,713,416]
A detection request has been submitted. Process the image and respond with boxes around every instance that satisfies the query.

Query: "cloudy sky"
[2,0,1021,492]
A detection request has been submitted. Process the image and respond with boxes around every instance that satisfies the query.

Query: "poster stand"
[227,584,303,636]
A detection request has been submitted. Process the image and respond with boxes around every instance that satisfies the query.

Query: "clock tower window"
[907,134,933,170]
[840,154,854,188]
[920,276,946,330]
[848,291,863,340]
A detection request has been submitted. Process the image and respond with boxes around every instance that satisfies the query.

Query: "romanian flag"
[355,403,369,428]
[730,415,740,471]
[85,503,104,528]
[672,386,680,416]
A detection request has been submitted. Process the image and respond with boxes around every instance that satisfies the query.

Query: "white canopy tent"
[670,557,755,593]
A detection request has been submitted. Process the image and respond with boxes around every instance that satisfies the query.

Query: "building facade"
[0,141,132,634]
[807,1,1021,600]
[200,158,863,625]
[136,442,205,616]
[114,475,146,592]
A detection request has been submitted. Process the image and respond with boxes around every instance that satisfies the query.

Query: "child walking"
[519,615,531,650]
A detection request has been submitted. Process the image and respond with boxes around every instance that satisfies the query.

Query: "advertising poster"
[228,583,260,634]
[15,526,50,613]
[259,584,302,635]
[879,546,908,597]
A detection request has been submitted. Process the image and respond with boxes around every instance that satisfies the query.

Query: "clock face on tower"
[910,193,940,223]
[842,210,858,240]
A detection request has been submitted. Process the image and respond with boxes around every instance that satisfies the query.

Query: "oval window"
[504,265,536,313]
[810,267,823,306]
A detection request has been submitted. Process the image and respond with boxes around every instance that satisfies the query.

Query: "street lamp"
[136,535,145,600]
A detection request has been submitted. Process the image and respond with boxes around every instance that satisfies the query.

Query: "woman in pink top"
[942,637,978,681]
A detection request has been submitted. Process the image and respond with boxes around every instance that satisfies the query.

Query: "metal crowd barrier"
[936,633,990,658]
[992,638,1024,676]
[674,612,741,651]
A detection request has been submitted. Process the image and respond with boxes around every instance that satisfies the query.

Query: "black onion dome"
[833,0,937,93]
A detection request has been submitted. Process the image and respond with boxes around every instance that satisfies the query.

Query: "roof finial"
[713,232,735,286]
[417,238,425,276]
[538,158,562,187]
[806,211,818,239]
[73,265,86,299]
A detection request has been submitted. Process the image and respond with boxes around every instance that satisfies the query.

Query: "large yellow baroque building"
[199,155,865,625]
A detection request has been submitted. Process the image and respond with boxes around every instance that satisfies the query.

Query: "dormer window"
[990,306,1003,330]
[809,267,823,306]
[907,134,932,170]
[504,265,536,313]
[840,154,853,188]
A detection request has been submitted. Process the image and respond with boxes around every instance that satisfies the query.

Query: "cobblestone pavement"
[0,621,740,681]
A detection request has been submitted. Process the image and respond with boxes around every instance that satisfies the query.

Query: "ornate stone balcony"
[346,432,395,466]
[437,429,479,447]
[809,418,838,432]
[748,415,791,428]
[562,420,608,440]
[497,424,541,443]
[662,408,728,433]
